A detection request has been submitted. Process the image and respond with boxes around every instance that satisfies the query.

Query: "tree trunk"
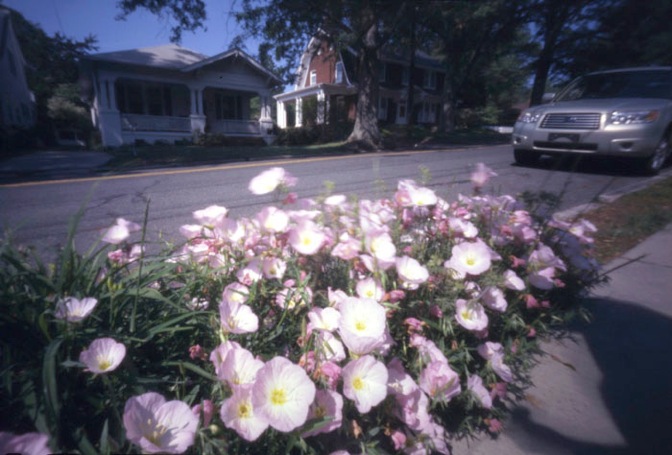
[347,5,381,150]
[440,77,457,133]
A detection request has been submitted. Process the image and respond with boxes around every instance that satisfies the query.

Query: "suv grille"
[540,113,601,130]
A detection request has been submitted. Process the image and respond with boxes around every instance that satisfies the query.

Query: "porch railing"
[210,120,261,135]
[121,114,191,133]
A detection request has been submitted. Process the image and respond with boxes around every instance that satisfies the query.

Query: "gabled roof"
[0,9,24,62]
[181,47,281,83]
[83,44,207,69]
[82,44,282,85]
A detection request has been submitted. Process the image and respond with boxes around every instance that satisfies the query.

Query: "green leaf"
[162,361,218,381]
[42,338,64,437]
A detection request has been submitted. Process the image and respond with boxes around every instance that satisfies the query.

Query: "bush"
[0,166,604,454]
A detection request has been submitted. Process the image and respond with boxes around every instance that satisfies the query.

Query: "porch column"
[96,76,123,146]
[295,97,303,127]
[189,87,206,135]
[317,91,326,125]
[276,100,287,129]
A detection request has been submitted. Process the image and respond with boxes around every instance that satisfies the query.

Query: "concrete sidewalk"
[0,150,111,183]
[452,223,672,454]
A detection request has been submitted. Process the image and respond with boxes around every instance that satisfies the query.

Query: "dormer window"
[423,70,437,89]
[335,62,344,84]
[310,70,317,86]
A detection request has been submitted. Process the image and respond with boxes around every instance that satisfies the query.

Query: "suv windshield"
[555,70,672,101]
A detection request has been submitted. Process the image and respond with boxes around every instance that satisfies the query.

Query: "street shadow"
[513,154,671,177]
[505,296,672,454]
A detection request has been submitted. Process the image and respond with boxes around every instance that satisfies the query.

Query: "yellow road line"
[0,149,441,189]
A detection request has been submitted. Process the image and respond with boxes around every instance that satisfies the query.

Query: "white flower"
[79,337,126,374]
[55,296,98,323]
[396,256,429,290]
[342,355,388,413]
[455,299,488,331]
[444,239,495,277]
[338,297,387,356]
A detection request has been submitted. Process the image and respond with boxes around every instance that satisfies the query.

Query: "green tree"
[422,0,529,131]
[4,6,97,143]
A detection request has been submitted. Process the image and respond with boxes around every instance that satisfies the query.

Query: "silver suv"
[512,67,672,174]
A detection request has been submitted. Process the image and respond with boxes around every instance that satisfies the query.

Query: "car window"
[556,70,672,101]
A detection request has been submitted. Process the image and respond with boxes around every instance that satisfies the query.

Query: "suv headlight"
[517,111,542,124]
[609,110,659,125]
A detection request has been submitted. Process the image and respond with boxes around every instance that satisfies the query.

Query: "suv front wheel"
[639,130,671,175]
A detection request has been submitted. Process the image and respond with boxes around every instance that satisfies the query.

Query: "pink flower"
[123,392,199,454]
[252,357,316,432]
[302,389,344,437]
[356,277,385,301]
[396,256,429,290]
[444,239,494,277]
[390,429,407,450]
[219,297,259,334]
[248,167,296,195]
[467,375,492,409]
[192,399,214,427]
[55,296,98,323]
[481,286,508,312]
[342,355,389,413]
[189,345,207,361]
[488,418,503,433]
[101,217,141,244]
[221,385,269,441]
[219,347,264,389]
[0,432,50,455]
[193,205,228,227]
[471,162,497,190]
[79,337,126,374]
[316,361,342,389]
[338,297,387,356]
[289,220,326,255]
[209,340,242,377]
[418,360,461,402]
[257,206,290,233]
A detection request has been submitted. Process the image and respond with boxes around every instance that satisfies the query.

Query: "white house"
[79,45,281,147]
[0,8,35,129]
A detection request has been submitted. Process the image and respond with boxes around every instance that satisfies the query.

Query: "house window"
[215,93,242,120]
[116,81,180,116]
[423,70,437,89]
[378,97,388,120]
[310,70,317,86]
[335,62,344,84]
[402,67,410,87]
[379,64,387,83]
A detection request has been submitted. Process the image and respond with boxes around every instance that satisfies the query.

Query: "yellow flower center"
[97,357,112,371]
[237,402,252,418]
[353,377,364,390]
[145,419,167,446]
[465,255,476,267]
[355,320,367,331]
[314,405,326,418]
[461,309,473,321]
[271,388,287,405]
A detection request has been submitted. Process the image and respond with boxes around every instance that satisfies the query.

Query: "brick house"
[274,35,445,129]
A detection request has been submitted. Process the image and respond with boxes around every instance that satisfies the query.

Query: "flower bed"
[0,164,603,454]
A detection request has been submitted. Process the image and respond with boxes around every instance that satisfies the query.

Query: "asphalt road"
[1,144,668,257]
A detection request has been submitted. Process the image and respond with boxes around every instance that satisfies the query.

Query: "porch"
[98,78,276,146]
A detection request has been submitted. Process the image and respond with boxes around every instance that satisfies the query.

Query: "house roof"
[83,44,207,69]
[83,44,281,85]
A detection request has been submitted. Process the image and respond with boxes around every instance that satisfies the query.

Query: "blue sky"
[2,0,260,57]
